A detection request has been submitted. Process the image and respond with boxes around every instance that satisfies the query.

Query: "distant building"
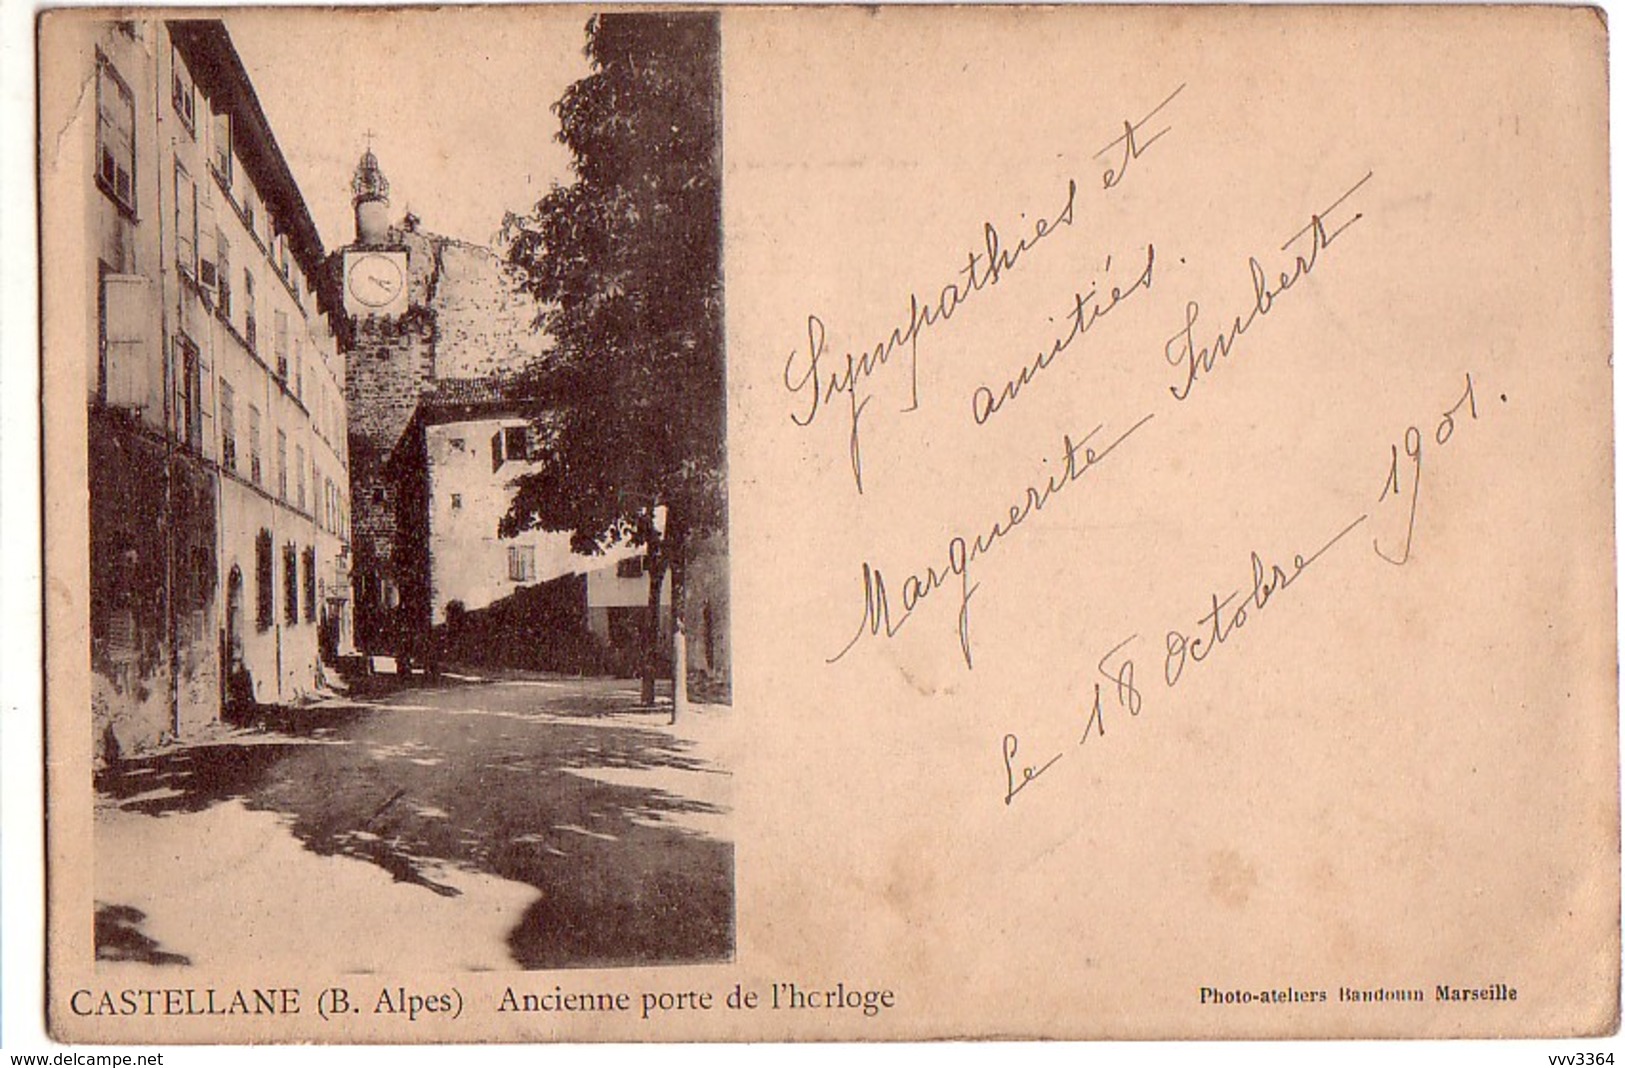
[384,378,663,673]
[63,19,353,757]
[337,153,729,692]
[401,379,658,626]
[335,152,549,663]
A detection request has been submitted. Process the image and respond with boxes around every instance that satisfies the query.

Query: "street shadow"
[498,789,735,969]
[95,903,190,965]
[94,679,735,968]
[96,741,318,816]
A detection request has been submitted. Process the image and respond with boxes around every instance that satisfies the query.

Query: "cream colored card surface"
[40,4,1616,1043]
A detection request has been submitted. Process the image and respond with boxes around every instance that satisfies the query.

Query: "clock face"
[347,252,405,309]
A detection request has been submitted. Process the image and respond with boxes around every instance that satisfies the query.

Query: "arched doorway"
[223,566,251,719]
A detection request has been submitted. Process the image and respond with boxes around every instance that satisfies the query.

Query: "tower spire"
[352,143,391,245]
[352,142,390,205]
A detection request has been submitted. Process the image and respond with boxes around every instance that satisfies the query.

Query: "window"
[174,334,201,448]
[276,430,288,501]
[242,184,256,234]
[617,556,646,580]
[296,444,306,512]
[96,54,136,213]
[211,108,231,185]
[606,607,645,652]
[248,405,262,484]
[171,47,195,135]
[703,602,715,669]
[220,380,236,474]
[255,529,273,630]
[492,425,531,470]
[198,214,220,294]
[189,545,212,607]
[302,547,317,623]
[173,160,197,276]
[243,270,256,350]
[283,543,299,625]
[507,545,536,583]
[274,310,289,380]
[450,494,462,511]
[293,338,302,400]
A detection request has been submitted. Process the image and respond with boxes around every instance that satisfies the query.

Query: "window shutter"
[174,161,197,276]
[102,274,154,413]
[492,430,503,472]
[196,343,215,462]
[211,106,232,185]
[197,201,218,290]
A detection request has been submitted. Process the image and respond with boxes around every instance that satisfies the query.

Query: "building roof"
[384,376,549,476]
[167,20,339,317]
[420,376,546,421]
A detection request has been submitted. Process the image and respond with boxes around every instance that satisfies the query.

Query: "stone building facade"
[50,18,354,758]
[335,153,548,662]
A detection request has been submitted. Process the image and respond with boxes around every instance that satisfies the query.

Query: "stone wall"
[90,410,220,759]
[430,239,548,379]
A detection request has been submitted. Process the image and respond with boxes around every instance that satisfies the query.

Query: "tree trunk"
[670,539,688,724]
[641,538,666,708]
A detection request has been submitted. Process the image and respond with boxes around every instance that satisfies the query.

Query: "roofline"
[166,19,341,318]
[420,396,546,422]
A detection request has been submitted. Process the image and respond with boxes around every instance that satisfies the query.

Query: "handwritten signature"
[1164,171,1374,403]
[828,170,1377,672]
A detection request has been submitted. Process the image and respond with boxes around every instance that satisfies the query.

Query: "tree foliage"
[501,13,724,697]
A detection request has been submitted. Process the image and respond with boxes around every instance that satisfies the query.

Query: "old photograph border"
[43,6,733,1038]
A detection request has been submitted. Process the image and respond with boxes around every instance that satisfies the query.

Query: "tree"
[501,13,725,707]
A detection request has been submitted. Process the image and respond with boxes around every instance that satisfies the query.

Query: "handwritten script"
[782,84,1187,494]
[828,413,1155,670]
[1003,373,1489,805]
[825,158,1376,668]
[780,81,1497,811]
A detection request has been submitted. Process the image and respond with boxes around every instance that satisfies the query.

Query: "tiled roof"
[420,375,542,415]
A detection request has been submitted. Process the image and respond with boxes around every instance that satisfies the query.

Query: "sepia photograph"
[58,8,732,978]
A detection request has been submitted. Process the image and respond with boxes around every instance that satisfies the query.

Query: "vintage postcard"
[39,4,1615,1043]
